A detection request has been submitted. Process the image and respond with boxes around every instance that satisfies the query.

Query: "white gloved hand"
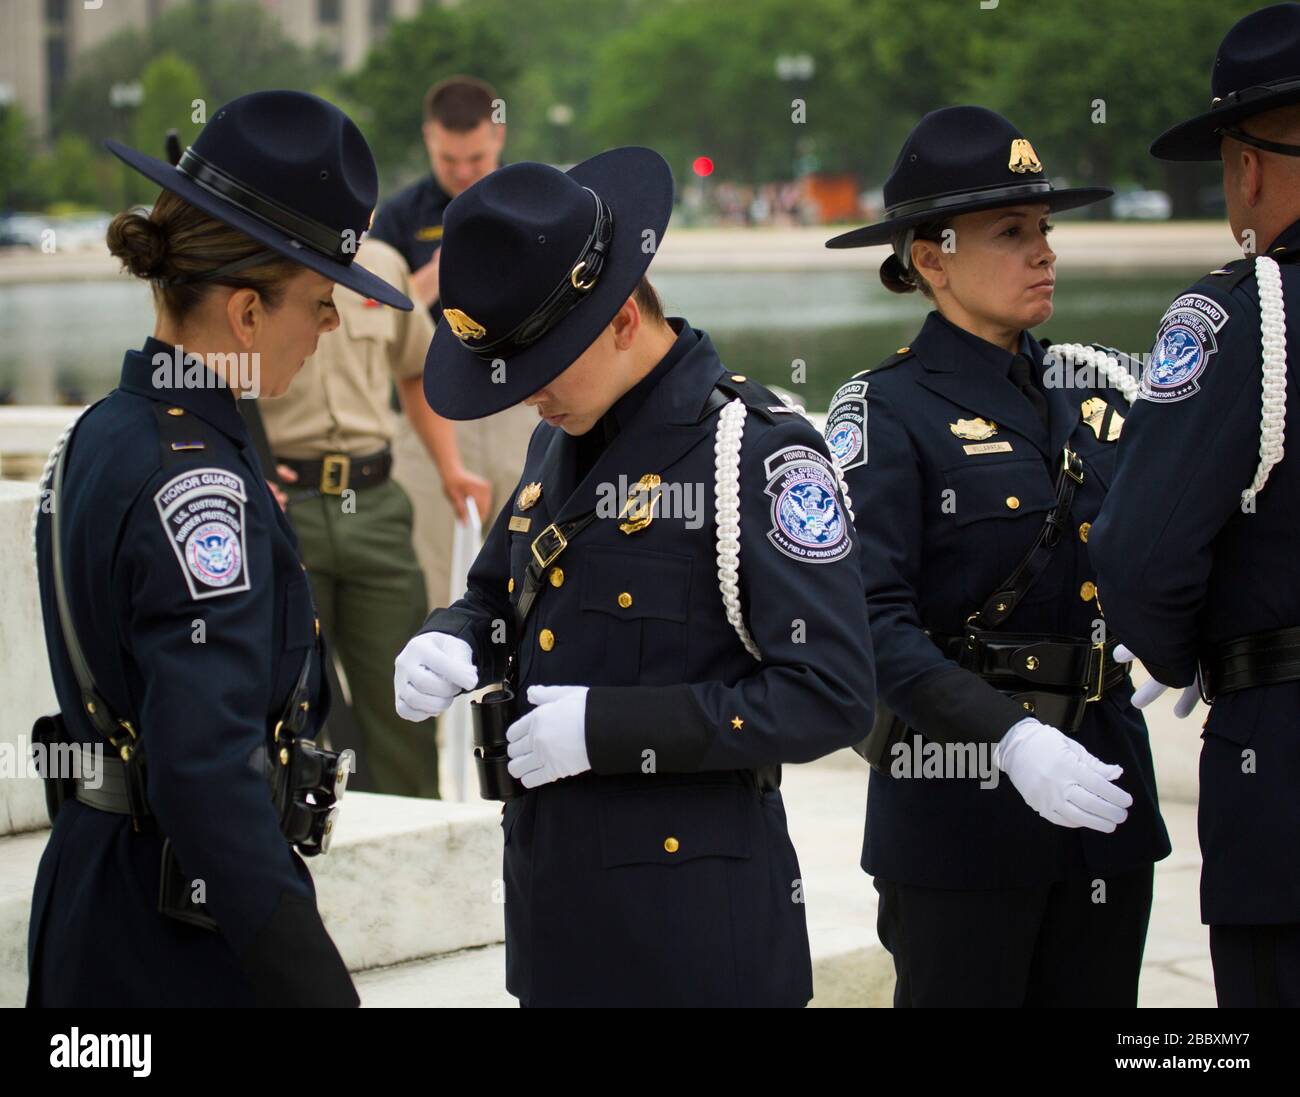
[506,685,592,789]
[996,717,1133,833]
[394,632,478,722]
[1113,644,1201,717]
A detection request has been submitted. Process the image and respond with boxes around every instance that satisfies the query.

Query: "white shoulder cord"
[30,410,86,563]
[1049,254,1286,505]
[714,398,762,661]
[1245,254,1287,505]
[1044,343,1140,405]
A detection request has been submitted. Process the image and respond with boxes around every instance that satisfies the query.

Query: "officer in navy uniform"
[393,150,875,1006]
[28,91,413,1007]
[1092,3,1300,1008]
[823,106,1171,1007]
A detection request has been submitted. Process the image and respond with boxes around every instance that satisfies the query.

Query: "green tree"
[0,103,39,210]
[126,51,208,204]
[340,3,520,186]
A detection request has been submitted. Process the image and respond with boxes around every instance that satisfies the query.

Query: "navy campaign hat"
[423,148,674,420]
[826,106,1112,249]
[1151,3,1300,161]
[105,90,412,310]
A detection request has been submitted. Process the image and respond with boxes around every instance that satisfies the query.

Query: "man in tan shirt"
[259,237,443,797]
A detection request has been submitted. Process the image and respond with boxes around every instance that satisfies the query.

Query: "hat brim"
[1149,86,1300,160]
[104,139,413,310]
[824,186,1114,249]
[422,146,674,421]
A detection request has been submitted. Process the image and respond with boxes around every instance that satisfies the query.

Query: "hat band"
[455,186,614,361]
[177,148,354,262]
[1211,74,1300,111]
[886,180,1054,222]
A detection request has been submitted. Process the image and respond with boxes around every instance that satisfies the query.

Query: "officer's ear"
[911,239,947,291]
[610,297,640,351]
[225,286,262,350]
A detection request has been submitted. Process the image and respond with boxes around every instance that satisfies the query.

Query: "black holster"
[472,687,525,801]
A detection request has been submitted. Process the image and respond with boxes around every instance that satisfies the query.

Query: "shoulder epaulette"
[711,372,789,424]
[866,344,916,376]
[151,402,214,469]
[1206,256,1257,293]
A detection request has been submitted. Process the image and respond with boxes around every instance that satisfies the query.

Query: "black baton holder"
[472,687,525,801]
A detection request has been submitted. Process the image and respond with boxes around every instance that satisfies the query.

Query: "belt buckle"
[1063,446,1084,484]
[1086,640,1107,702]
[531,523,568,570]
[321,454,350,495]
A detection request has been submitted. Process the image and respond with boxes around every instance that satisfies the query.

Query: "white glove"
[996,717,1132,833]
[394,632,478,722]
[1113,644,1201,717]
[506,685,592,789]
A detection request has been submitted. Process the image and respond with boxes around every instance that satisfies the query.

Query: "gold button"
[166,407,185,416]
[1024,655,1039,671]
[314,617,320,637]
[1005,496,1020,510]
[549,567,564,588]
[1080,581,1097,602]
[995,601,1008,613]
[896,346,910,354]
[1022,700,1035,712]
[730,374,747,382]
[617,591,632,608]
[507,577,514,593]
[1078,521,1091,543]
[279,746,290,766]
[663,837,680,854]
[539,628,555,651]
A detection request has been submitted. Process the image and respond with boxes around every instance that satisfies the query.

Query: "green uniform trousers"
[288,478,437,797]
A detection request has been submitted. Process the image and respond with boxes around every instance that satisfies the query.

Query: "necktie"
[1008,354,1050,430]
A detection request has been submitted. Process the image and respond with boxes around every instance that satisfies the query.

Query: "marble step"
[0,790,505,1006]
[354,939,896,1007]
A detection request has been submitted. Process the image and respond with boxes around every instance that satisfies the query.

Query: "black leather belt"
[277,447,392,497]
[69,743,152,818]
[1200,625,1300,701]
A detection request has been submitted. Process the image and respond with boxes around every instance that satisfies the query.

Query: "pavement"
[354,746,1214,1008]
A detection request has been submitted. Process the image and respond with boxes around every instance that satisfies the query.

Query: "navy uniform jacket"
[1091,224,1300,925]
[369,175,452,324]
[422,321,875,1006]
[828,311,1170,890]
[29,337,356,1007]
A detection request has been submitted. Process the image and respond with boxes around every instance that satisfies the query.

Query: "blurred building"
[0,0,426,141]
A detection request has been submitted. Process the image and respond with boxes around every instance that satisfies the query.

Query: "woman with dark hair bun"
[823,106,1171,1007]
[28,91,412,1007]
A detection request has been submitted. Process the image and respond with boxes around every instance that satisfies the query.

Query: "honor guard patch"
[153,468,250,600]
[1142,293,1229,403]
[763,446,851,564]
[825,380,868,471]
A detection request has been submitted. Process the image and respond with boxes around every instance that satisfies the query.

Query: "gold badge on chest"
[1081,397,1123,441]
[949,416,1000,441]
[619,474,662,535]
[517,482,543,510]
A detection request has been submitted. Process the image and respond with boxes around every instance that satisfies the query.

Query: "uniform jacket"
[370,174,453,325]
[1091,224,1300,924]
[29,337,355,1007]
[829,310,1171,890]
[423,321,875,1006]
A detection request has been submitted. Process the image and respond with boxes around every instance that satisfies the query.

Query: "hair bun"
[106,210,169,280]
[879,253,917,295]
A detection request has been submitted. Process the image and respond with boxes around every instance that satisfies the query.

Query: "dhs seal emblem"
[153,467,250,599]
[186,522,242,587]
[1142,293,1229,403]
[763,445,851,564]
[824,379,868,471]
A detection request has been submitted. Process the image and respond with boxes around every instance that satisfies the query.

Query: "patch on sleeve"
[762,446,851,564]
[825,379,868,471]
[1141,293,1229,403]
[153,468,250,600]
